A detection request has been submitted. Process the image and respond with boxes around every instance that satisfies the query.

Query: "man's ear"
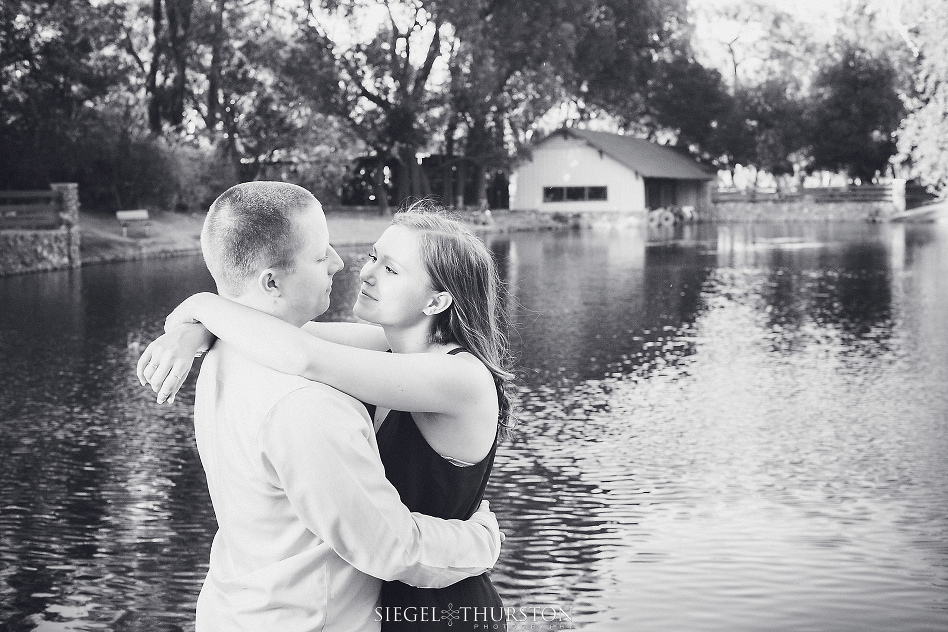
[423,292,452,316]
[256,268,282,298]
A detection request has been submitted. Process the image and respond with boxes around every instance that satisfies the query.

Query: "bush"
[166,143,240,213]
[74,124,179,212]
[0,111,242,213]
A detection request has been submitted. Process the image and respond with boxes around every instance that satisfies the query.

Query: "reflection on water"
[2,223,947,631]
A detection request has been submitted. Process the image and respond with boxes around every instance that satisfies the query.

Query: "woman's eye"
[368,253,377,262]
[385,266,396,274]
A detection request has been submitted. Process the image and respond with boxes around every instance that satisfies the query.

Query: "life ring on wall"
[648,210,663,228]
[658,208,676,227]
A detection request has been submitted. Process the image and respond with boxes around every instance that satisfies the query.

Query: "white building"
[511,128,715,215]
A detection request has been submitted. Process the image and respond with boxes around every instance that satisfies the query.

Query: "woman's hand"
[164,292,216,332]
[137,323,215,404]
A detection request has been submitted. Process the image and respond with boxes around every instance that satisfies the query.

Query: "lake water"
[1,222,947,631]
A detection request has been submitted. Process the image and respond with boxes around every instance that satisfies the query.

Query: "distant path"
[891,200,948,222]
[78,208,565,266]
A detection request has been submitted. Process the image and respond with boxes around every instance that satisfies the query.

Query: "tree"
[809,44,903,181]
[0,0,163,205]
[575,0,692,116]
[278,0,451,212]
[897,0,948,193]
[640,55,733,157]
[206,7,362,200]
[1,0,733,210]
[122,0,200,133]
[694,0,820,93]
[440,0,581,208]
[438,0,708,208]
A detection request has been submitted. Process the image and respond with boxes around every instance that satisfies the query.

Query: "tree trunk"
[419,164,432,199]
[466,113,491,209]
[455,158,467,208]
[442,119,457,207]
[474,165,489,210]
[170,56,187,126]
[395,149,412,206]
[146,0,163,133]
[165,0,193,127]
[207,0,226,131]
[371,154,391,216]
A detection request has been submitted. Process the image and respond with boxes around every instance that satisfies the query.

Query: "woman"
[138,204,513,631]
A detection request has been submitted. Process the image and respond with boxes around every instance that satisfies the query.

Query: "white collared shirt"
[192,342,499,632]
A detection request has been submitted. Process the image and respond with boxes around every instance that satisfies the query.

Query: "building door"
[644,179,677,209]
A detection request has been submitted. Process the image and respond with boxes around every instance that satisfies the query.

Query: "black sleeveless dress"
[367,349,506,631]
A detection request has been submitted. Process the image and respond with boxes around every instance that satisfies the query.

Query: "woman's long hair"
[392,202,516,438]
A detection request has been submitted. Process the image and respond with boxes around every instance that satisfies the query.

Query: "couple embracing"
[137,182,513,631]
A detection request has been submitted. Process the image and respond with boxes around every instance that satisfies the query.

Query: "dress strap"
[447,347,468,356]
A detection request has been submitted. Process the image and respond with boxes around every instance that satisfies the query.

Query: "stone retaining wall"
[709,199,895,222]
[0,183,81,277]
[0,228,78,276]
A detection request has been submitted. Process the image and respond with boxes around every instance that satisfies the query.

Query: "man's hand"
[137,323,213,404]
[469,500,504,565]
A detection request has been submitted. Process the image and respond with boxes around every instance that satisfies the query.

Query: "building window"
[542,186,608,202]
[587,186,607,200]
[543,187,565,202]
[565,186,586,201]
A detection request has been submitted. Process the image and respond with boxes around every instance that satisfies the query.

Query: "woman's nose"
[359,260,375,283]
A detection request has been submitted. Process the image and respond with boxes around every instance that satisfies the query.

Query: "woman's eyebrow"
[374,249,406,269]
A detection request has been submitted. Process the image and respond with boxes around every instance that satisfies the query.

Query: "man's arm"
[259,386,501,588]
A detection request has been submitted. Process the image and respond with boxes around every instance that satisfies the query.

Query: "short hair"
[201,181,318,296]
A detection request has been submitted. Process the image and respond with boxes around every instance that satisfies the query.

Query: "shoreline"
[12,206,916,276]
[78,208,570,268]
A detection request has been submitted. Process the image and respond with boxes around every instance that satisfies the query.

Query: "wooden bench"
[116,209,151,237]
[0,190,62,229]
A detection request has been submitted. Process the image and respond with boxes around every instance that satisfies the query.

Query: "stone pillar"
[51,183,81,268]
[891,178,906,214]
[698,180,715,220]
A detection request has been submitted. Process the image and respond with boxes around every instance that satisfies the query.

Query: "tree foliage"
[897,0,948,193]
[0,0,131,187]
[809,44,903,181]
[0,0,923,209]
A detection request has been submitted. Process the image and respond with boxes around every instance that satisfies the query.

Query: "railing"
[713,184,897,204]
[0,189,64,229]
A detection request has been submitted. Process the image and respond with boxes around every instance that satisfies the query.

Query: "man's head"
[201,182,343,326]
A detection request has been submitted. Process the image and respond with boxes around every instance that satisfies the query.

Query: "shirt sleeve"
[258,385,501,588]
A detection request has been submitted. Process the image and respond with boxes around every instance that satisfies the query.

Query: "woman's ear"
[423,292,453,316]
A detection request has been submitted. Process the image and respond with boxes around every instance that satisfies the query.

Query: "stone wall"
[709,199,896,222]
[0,228,76,276]
[0,183,81,276]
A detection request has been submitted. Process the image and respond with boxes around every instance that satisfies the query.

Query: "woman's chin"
[352,302,370,321]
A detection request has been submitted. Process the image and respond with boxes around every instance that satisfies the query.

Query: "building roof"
[541,128,715,181]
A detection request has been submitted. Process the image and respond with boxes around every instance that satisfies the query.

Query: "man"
[140,182,501,631]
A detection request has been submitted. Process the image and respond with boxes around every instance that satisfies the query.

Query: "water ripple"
[2,226,948,630]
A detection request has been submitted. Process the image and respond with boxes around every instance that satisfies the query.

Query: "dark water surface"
[1,222,947,631]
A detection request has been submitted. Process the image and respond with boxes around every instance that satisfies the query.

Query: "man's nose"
[328,247,344,274]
